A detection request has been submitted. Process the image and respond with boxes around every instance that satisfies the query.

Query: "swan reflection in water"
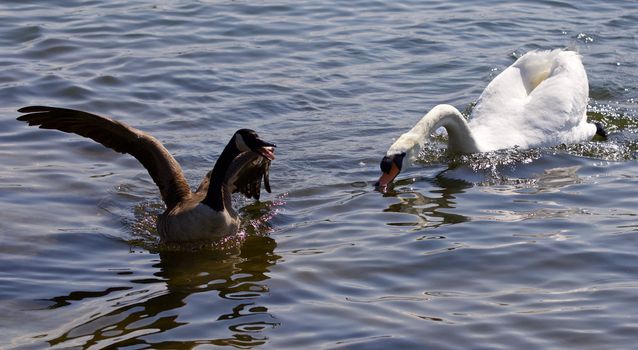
[43,203,281,349]
[381,172,473,230]
[382,158,590,231]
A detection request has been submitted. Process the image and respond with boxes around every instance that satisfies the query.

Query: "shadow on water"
[41,202,282,349]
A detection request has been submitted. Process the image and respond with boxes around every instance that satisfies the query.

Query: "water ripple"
[2,0,638,349]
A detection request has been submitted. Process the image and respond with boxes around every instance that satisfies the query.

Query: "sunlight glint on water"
[0,0,637,349]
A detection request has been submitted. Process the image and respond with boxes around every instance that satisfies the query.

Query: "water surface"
[1,1,638,349]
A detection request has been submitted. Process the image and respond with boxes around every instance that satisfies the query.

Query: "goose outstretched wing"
[17,106,191,208]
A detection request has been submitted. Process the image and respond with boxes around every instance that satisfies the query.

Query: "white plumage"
[390,49,596,158]
[468,49,594,151]
[378,49,601,187]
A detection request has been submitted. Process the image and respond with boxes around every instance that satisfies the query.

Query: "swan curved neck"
[389,104,479,156]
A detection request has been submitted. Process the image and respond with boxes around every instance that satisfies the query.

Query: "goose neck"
[203,143,240,212]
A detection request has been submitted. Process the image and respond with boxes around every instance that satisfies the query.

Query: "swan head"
[374,151,407,188]
[234,129,276,160]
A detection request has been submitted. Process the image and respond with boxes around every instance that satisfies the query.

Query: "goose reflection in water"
[43,234,280,348]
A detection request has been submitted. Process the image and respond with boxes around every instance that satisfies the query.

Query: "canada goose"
[17,106,276,242]
[377,49,606,187]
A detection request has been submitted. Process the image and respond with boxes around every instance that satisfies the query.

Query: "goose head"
[233,129,276,160]
[375,151,407,188]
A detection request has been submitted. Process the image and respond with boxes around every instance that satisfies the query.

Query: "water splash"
[127,200,163,247]
[576,32,595,43]
[124,193,287,252]
[238,192,288,236]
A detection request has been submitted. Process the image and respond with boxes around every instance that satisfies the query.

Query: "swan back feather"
[468,49,595,151]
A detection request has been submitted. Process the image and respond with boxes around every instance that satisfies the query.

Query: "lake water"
[1,1,637,349]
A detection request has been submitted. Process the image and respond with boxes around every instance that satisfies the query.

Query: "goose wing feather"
[17,106,191,208]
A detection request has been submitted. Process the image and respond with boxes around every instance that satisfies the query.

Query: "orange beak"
[375,162,401,188]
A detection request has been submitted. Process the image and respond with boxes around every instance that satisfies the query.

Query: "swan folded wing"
[469,50,592,151]
[525,52,589,123]
[224,151,271,200]
[17,106,191,208]
[468,64,529,151]
[518,51,592,145]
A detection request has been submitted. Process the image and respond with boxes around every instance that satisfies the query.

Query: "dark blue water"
[1,1,637,349]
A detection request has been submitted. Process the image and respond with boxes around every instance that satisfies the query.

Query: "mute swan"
[376,49,606,187]
[17,106,276,242]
